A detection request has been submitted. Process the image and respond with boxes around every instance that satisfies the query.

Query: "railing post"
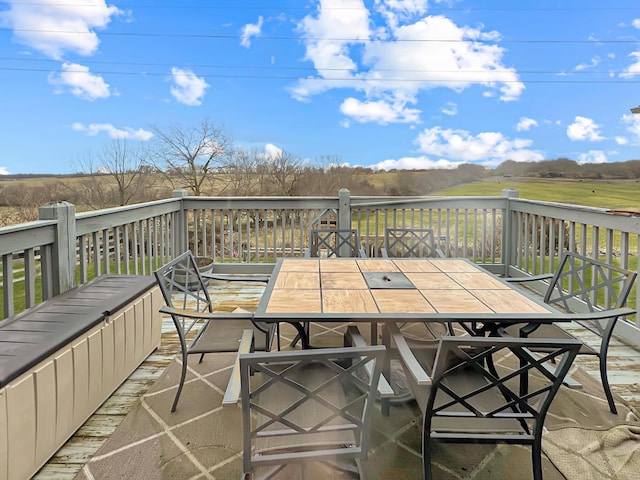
[39,201,76,296]
[338,188,352,257]
[502,189,519,277]
[172,189,188,257]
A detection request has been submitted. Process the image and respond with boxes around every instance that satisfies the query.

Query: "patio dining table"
[254,257,569,349]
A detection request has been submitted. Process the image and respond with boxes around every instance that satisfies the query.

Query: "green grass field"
[433,177,640,210]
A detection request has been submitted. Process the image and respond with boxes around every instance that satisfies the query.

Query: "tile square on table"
[265,289,321,313]
[404,272,463,290]
[372,289,436,313]
[421,289,493,313]
[322,289,378,313]
[273,271,320,289]
[321,271,368,289]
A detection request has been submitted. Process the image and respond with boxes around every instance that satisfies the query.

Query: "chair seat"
[503,323,596,355]
[191,320,270,353]
[408,347,525,434]
[426,367,527,434]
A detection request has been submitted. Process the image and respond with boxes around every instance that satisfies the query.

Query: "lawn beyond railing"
[1,188,638,344]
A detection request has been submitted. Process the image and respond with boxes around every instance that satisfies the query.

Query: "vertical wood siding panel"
[7,376,36,480]
[88,329,103,412]
[0,387,8,480]
[72,340,90,426]
[54,349,74,447]
[102,319,115,400]
[34,361,57,469]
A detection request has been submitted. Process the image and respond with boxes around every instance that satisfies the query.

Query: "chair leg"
[599,354,618,414]
[172,338,189,413]
[532,436,543,480]
[276,323,281,351]
[422,437,433,480]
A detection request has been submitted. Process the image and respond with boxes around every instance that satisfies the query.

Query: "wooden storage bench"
[0,275,162,480]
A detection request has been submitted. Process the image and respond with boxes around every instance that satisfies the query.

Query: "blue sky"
[2,0,640,175]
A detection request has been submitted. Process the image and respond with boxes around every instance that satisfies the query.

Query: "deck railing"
[1,188,638,343]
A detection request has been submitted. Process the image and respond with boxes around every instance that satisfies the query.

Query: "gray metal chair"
[381,227,445,259]
[239,344,386,479]
[154,250,276,412]
[387,323,581,480]
[503,251,637,414]
[306,228,367,258]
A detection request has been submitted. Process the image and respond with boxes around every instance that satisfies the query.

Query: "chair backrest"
[424,336,580,445]
[154,250,213,337]
[309,228,364,258]
[239,345,386,475]
[384,227,440,258]
[544,252,636,316]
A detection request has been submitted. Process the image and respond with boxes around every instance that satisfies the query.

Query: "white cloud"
[72,122,153,140]
[264,143,283,158]
[575,55,601,71]
[48,62,111,100]
[441,102,457,116]
[620,51,640,78]
[615,136,629,145]
[577,150,607,164]
[292,5,524,124]
[566,116,604,141]
[170,67,209,106]
[340,97,421,124]
[0,0,121,60]
[372,156,460,171]
[414,126,544,166]
[621,113,640,141]
[516,117,538,132]
[633,19,640,29]
[240,16,264,47]
[0,167,10,175]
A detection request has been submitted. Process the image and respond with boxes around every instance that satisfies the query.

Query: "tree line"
[1,117,639,227]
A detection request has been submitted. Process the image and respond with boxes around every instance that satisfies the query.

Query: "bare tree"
[71,139,155,208]
[299,155,372,194]
[219,147,261,196]
[265,150,304,196]
[150,118,232,196]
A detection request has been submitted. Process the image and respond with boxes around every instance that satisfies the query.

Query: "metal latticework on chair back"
[544,252,637,316]
[309,228,362,258]
[154,250,213,339]
[240,346,386,479]
[384,228,439,258]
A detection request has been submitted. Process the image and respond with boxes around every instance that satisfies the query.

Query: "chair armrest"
[434,248,447,258]
[566,307,636,322]
[222,329,254,406]
[159,306,254,321]
[344,326,394,398]
[380,248,390,258]
[387,323,432,386]
[201,273,270,283]
[358,247,369,258]
[505,273,554,283]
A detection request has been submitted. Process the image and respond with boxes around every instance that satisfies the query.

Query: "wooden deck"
[33,280,640,479]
